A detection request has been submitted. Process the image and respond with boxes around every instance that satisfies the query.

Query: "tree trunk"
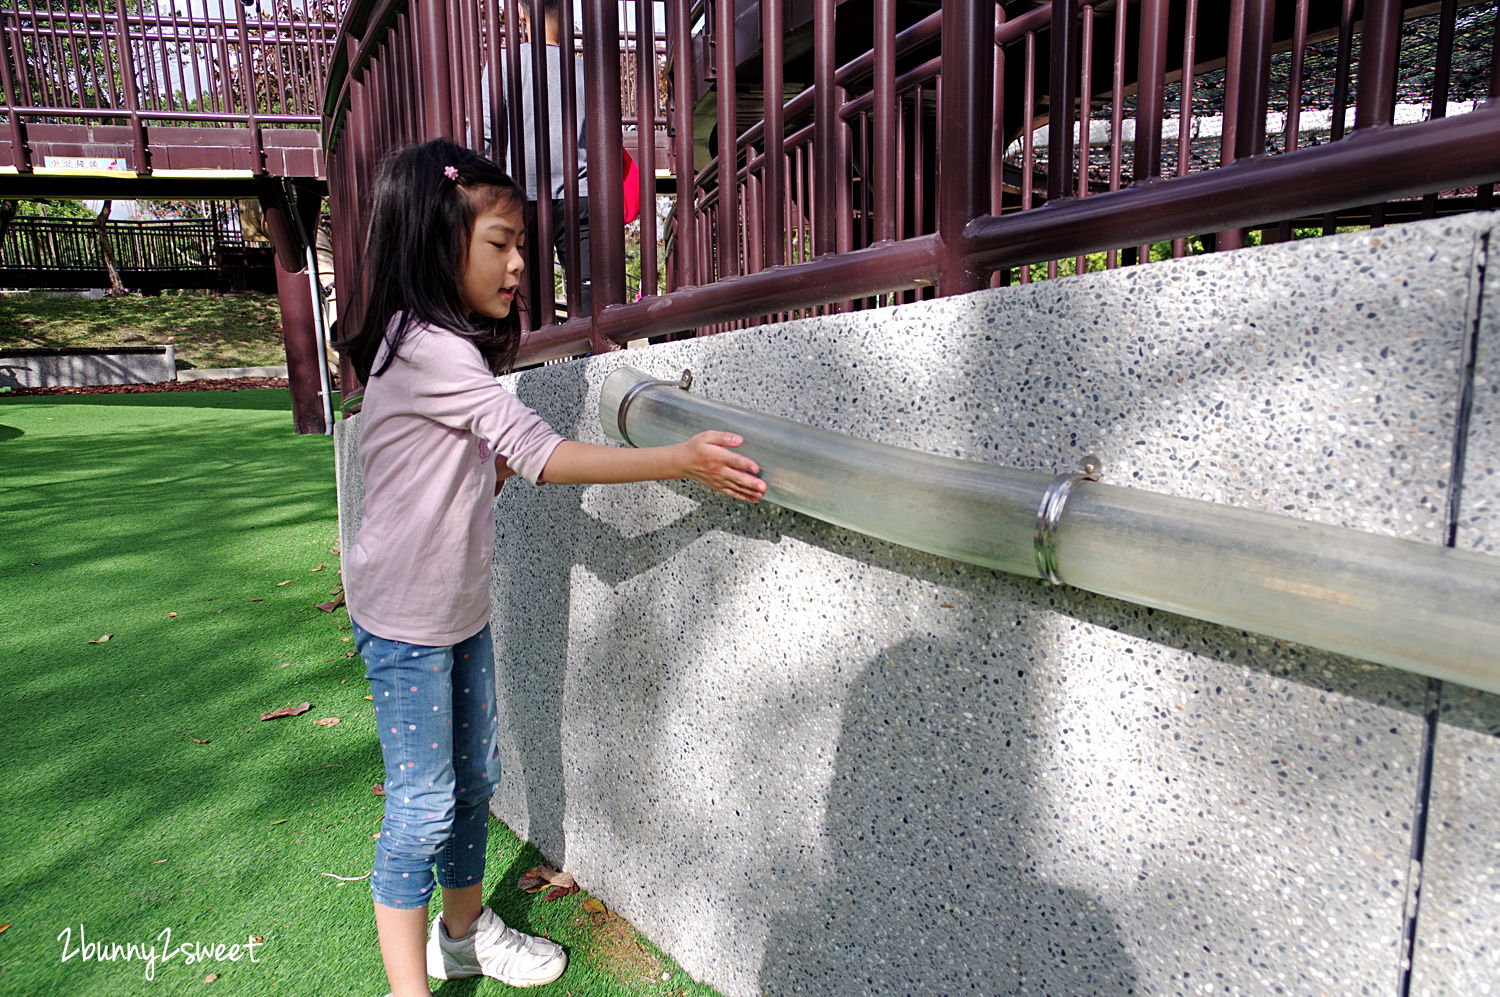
[93,200,128,296]
[0,200,17,246]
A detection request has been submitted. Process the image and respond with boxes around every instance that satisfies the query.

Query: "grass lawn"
[0,390,721,997]
[0,291,286,370]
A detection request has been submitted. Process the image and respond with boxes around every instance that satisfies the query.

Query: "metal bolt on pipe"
[600,366,1500,696]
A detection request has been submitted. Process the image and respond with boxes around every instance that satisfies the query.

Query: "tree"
[91,199,128,295]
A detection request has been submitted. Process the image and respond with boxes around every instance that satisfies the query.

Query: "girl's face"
[458,197,526,320]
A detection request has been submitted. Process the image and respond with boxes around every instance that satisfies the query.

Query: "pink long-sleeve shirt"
[344,322,564,645]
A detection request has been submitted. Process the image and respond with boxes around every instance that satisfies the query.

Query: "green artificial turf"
[0,392,722,997]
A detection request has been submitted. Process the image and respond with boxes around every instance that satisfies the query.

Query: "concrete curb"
[176,365,289,381]
[0,345,177,388]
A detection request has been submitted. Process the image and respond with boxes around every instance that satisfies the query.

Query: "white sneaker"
[426,906,567,986]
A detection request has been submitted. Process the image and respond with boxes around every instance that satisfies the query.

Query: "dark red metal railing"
[324,0,1500,403]
[0,216,225,270]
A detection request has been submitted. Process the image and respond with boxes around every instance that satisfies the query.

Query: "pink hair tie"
[443,165,459,181]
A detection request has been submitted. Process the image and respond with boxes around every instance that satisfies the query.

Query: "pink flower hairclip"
[443,165,459,181]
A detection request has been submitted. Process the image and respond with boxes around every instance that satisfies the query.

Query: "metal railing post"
[528,0,559,328]
[668,0,697,289]
[937,0,992,295]
[873,0,896,244]
[230,0,266,173]
[557,0,585,319]
[713,0,739,279]
[1356,0,1405,131]
[0,11,30,172]
[419,0,454,137]
[635,0,658,298]
[110,0,151,175]
[1133,0,1170,187]
[1218,0,1275,250]
[1047,0,1080,204]
[762,0,785,268]
[582,0,626,350]
[813,0,836,257]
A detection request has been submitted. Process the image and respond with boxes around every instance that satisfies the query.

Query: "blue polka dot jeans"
[352,619,501,909]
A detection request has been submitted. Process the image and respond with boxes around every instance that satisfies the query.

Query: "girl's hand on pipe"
[676,432,766,503]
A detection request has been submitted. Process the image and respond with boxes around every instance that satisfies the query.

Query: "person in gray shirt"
[482,0,592,326]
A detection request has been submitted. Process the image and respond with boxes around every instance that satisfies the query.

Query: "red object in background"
[622,147,641,224]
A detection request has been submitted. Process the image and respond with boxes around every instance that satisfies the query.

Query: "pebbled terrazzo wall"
[333,213,1500,996]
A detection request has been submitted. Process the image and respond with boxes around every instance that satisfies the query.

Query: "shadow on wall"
[757,630,1142,995]
[490,369,589,862]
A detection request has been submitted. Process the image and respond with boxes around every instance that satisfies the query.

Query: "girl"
[339,138,765,997]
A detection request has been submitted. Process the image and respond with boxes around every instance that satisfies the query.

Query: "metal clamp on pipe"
[1034,455,1101,585]
[615,369,693,447]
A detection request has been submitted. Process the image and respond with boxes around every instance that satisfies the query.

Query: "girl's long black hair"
[339,139,527,381]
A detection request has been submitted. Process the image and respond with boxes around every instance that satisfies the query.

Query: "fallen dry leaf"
[260,702,311,721]
[204,973,218,983]
[152,859,168,864]
[275,579,292,587]
[542,883,578,901]
[315,590,346,613]
[270,819,288,826]
[582,898,607,914]
[88,633,113,644]
[311,564,326,572]
[329,545,340,554]
[371,783,386,796]
[182,732,210,744]
[166,612,178,618]
[0,923,10,937]
[518,865,576,894]
[249,597,264,602]
[315,717,340,727]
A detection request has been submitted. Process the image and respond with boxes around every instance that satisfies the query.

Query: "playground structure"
[323,0,1499,388]
[7,1,1497,418]
[0,0,339,430]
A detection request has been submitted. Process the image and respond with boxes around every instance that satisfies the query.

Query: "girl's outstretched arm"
[539,432,767,503]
